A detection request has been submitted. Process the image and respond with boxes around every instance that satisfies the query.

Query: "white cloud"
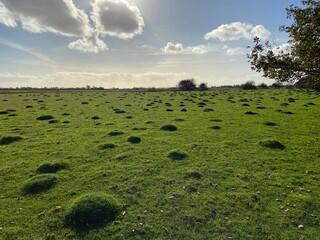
[204,22,270,41]
[272,43,292,55]
[68,31,108,53]
[251,25,271,40]
[190,45,208,54]
[163,42,184,54]
[91,0,144,39]
[226,47,247,56]
[0,2,17,27]
[0,71,191,88]
[0,37,54,63]
[162,43,217,55]
[1,0,91,36]
[0,0,145,53]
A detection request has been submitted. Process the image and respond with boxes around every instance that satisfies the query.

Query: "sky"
[0,0,302,88]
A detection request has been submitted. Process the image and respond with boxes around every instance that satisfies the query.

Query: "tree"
[199,83,209,91]
[241,81,257,90]
[247,0,320,90]
[178,79,197,91]
[258,83,269,89]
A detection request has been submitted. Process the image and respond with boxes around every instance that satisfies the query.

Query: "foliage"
[198,83,209,91]
[241,81,257,90]
[178,79,197,91]
[247,0,320,90]
[65,193,122,230]
[258,83,269,89]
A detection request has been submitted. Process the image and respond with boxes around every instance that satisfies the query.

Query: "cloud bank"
[205,22,270,41]
[0,0,144,53]
[0,71,191,88]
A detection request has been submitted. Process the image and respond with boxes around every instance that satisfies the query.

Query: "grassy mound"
[48,120,59,124]
[167,151,188,160]
[22,174,58,195]
[245,111,258,115]
[264,121,277,126]
[65,193,122,230]
[0,136,22,145]
[108,131,124,136]
[99,143,116,150]
[128,136,141,144]
[259,140,285,150]
[36,162,68,174]
[160,125,178,131]
[37,115,54,120]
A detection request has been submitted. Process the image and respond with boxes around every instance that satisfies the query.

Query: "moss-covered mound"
[160,125,178,131]
[36,162,68,174]
[0,136,22,145]
[128,136,141,144]
[259,140,285,150]
[167,151,188,160]
[22,174,58,195]
[65,193,122,230]
[36,115,54,120]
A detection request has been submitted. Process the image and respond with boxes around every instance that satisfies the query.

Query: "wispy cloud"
[0,38,54,63]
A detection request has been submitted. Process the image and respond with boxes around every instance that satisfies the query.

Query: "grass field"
[0,89,320,240]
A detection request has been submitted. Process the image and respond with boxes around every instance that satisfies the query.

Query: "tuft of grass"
[37,115,54,120]
[259,140,285,150]
[22,174,58,195]
[210,126,221,130]
[184,170,202,179]
[36,162,68,174]
[91,116,100,120]
[167,150,188,160]
[64,193,122,230]
[160,124,178,131]
[128,136,141,144]
[0,136,22,145]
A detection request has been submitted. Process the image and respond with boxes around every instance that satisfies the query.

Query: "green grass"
[0,89,320,239]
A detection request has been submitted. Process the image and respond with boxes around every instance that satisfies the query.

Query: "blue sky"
[0,0,301,88]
